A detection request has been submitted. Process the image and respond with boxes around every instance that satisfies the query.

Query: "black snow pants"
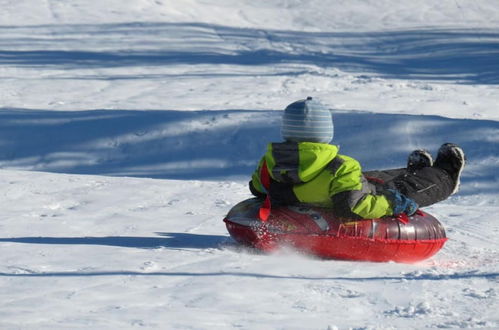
[363,166,456,208]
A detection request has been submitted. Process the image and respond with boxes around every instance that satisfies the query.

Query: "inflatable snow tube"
[224,198,447,263]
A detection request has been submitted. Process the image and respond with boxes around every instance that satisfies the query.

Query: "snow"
[0,0,498,328]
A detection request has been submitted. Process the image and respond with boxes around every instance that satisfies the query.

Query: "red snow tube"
[223,198,447,263]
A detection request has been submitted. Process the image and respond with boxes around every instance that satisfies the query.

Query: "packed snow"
[1,0,498,329]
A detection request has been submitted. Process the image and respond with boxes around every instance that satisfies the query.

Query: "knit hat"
[281,97,334,143]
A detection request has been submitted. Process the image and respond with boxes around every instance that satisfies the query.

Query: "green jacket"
[250,142,394,219]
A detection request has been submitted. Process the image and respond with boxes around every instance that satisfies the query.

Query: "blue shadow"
[0,232,230,249]
[0,22,498,84]
[1,108,499,197]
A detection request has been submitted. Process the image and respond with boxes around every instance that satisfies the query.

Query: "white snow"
[1,0,498,328]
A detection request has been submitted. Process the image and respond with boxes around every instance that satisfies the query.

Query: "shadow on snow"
[0,232,230,250]
[0,22,498,84]
[1,108,498,196]
[0,233,498,280]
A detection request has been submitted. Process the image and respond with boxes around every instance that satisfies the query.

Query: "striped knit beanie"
[281,97,333,143]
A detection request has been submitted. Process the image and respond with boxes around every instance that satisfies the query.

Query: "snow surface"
[1,0,499,329]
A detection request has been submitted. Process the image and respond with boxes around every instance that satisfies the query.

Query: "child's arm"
[249,180,266,199]
[329,156,394,219]
[249,157,267,199]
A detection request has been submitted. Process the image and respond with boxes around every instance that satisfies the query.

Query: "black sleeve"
[249,180,266,199]
[330,191,363,220]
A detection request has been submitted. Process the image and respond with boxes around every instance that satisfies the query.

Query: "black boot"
[407,149,433,172]
[433,143,466,195]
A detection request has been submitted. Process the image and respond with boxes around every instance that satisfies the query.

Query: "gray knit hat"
[281,97,333,143]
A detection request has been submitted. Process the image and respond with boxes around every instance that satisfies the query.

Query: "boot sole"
[450,146,466,195]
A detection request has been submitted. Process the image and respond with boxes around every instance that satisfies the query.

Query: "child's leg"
[366,167,455,207]
[364,144,465,207]
[363,168,406,183]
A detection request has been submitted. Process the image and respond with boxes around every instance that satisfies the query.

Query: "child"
[249,97,466,220]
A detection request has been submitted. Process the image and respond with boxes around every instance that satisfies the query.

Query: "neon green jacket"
[250,142,394,219]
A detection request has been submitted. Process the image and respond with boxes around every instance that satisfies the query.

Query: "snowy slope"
[1,0,499,329]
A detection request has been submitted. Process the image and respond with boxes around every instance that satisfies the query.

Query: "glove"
[386,189,418,216]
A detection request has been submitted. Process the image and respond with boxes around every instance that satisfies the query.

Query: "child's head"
[281,97,334,143]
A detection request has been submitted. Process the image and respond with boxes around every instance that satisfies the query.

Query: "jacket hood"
[265,142,339,183]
